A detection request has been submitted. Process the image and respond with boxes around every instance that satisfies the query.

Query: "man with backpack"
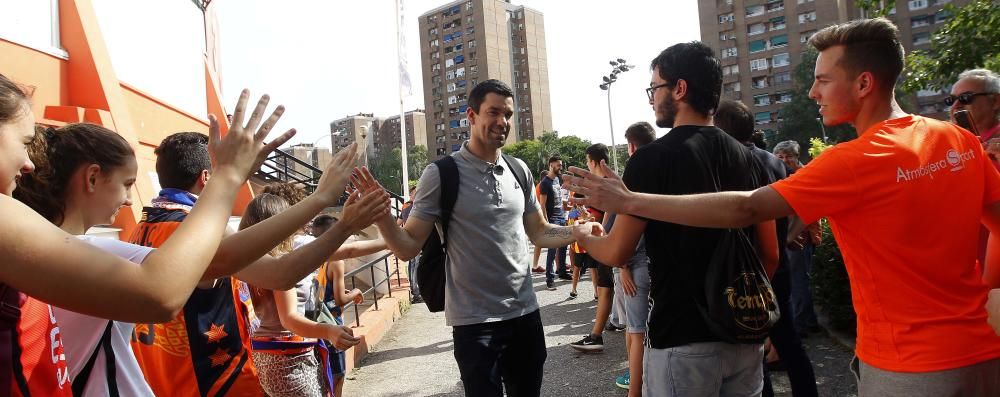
[565,42,778,397]
[354,79,599,397]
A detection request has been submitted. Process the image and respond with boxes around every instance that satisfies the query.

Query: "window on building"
[447,83,456,92]
[458,80,467,88]
[466,27,474,35]
[748,23,766,36]
[798,11,816,24]
[753,76,769,88]
[448,95,457,104]
[770,16,786,31]
[445,59,454,67]
[721,47,738,58]
[446,70,455,80]
[749,39,767,53]
[746,5,765,17]
[911,15,933,28]
[776,91,793,103]
[470,65,478,74]
[719,13,735,23]
[449,120,460,128]
[432,52,440,60]
[800,30,816,43]
[766,1,784,13]
[444,46,453,54]
[797,0,814,3]
[913,32,931,46]
[456,67,465,77]
[773,71,792,85]
[723,64,740,76]
[454,55,465,64]
[724,81,741,93]
[755,111,771,125]
[772,52,790,67]
[466,1,473,10]
[455,43,463,52]
[432,63,441,71]
[770,34,788,48]
[720,31,735,41]
[908,0,928,11]
[750,58,769,71]
[754,94,771,106]
[460,119,469,127]
[935,8,953,23]
[468,39,476,48]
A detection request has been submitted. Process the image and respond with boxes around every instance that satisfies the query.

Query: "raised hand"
[208,89,296,180]
[314,142,360,204]
[339,188,390,233]
[351,166,385,195]
[327,324,361,351]
[563,160,632,214]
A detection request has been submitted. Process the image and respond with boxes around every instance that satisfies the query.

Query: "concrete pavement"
[344,259,857,396]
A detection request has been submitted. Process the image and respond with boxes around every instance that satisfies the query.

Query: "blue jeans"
[545,217,569,283]
[452,310,547,397]
[407,253,421,297]
[788,243,818,332]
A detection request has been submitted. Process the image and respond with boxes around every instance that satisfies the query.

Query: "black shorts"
[592,261,613,289]
[573,253,596,269]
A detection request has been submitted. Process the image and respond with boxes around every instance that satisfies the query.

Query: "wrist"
[208,167,246,186]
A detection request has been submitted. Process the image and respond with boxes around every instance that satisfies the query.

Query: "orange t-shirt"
[771,115,1000,372]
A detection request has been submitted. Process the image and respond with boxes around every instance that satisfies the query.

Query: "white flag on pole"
[397,0,412,98]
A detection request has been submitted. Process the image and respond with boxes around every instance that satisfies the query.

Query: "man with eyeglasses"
[569,41,778,397]
[949,69,1000,156]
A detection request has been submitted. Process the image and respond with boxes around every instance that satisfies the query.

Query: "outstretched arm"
[353,167,435,261]
[1,91,294,322]
[575,213,646,267]
[203,142,362,281]
[564,161,795,228]
[523,208,599,249]
[234,189,389,290]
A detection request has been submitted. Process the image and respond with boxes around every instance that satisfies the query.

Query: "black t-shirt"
[539,174,565,219]
[622,126,768,349]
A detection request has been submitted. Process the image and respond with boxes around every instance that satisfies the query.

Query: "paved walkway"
[344,258,858,397]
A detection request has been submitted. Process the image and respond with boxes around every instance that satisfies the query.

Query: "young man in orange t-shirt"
[570,18,1000,396]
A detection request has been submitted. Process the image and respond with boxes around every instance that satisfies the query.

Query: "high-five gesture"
[339,187,391,234]
[314,142,361,205]
[208,89,296,181]
[350,166,386,195]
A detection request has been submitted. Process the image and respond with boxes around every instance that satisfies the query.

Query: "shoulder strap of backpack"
[501,153,531,204]
[73,321,118,397]
[435,156,460,247]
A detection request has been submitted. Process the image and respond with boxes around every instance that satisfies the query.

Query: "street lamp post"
[599,58,634,172]
[360,125,370,168]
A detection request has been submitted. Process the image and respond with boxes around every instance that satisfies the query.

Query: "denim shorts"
[623,259,651,334]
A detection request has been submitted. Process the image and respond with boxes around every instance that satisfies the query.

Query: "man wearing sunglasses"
[948,69,1000,148]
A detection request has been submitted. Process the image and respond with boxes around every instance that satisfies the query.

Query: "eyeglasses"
[646,83,671,101]
[944,92,994,107]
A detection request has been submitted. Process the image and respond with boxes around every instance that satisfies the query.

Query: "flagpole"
[395,0,410,201]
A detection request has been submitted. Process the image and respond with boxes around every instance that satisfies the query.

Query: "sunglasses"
[944,92,993,107]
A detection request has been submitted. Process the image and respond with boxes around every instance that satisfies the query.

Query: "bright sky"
[210,0,702,149]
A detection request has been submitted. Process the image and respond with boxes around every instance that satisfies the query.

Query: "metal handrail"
[341,251,406,329]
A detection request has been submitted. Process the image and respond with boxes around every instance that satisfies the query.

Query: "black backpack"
[417,153,530,313]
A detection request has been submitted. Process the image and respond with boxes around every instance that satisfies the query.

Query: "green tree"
[369,148,403,195]
[407,145,429,182]
[902,0,1000,93]
[855,0,896,18]
[775,48,856,161]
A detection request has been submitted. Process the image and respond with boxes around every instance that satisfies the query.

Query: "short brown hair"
[808,18,904,91]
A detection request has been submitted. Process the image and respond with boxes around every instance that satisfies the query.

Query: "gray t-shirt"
[410,143,541,326]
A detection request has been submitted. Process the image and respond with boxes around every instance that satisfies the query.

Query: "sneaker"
[605,323,626,332]
[546,281,556,291]
[557,273,573,281]
[569,291,578,300]
[569,334,604,352]
[615,373,630,390]
[411,295,424,304]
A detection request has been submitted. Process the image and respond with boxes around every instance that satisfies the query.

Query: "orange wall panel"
[0,39,67,118]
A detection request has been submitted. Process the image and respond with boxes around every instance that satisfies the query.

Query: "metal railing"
[340,251,407,328]
[255,147,324,193]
